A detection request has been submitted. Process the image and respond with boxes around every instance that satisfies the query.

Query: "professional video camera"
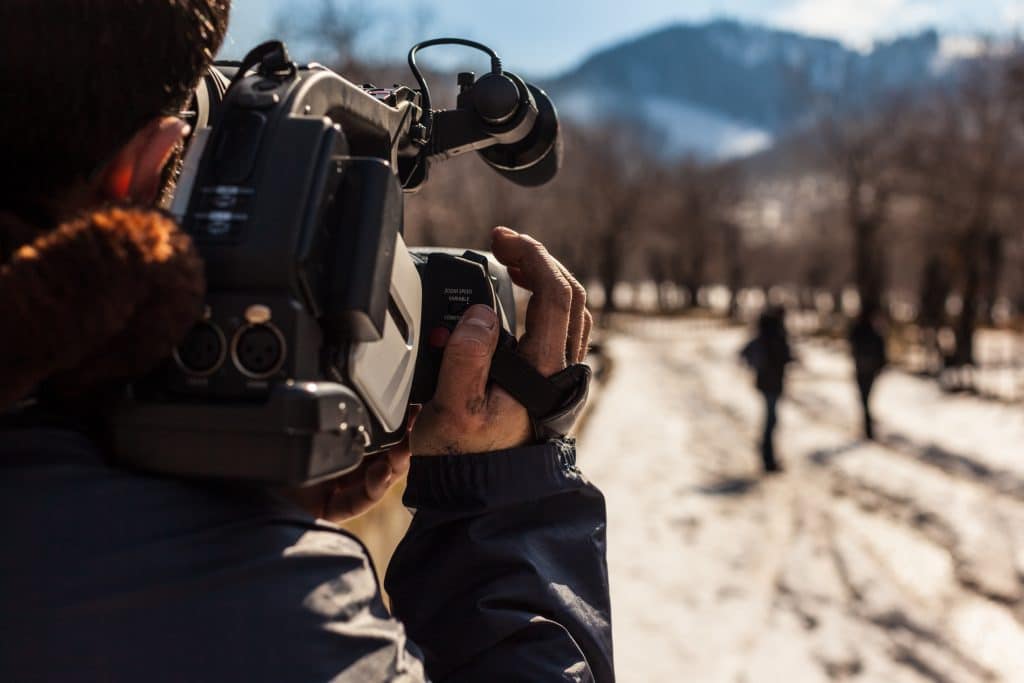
[112,39,589,486]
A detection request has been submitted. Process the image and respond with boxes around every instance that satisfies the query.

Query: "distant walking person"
[849,315,887,439]
[741,306,793,473]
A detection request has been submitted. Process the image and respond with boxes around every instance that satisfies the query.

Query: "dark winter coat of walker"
[741,307,793,472]
[849,316,887,439]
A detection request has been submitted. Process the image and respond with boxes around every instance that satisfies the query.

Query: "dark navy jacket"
[0,428,613,682]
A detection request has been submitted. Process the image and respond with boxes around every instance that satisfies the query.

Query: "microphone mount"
[400,38,561,192]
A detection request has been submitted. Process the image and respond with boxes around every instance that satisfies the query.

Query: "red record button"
[428,326,451,349]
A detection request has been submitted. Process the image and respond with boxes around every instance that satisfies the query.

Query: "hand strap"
[488,330,591,440]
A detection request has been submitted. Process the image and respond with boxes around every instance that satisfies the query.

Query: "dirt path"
[579,316,1024,682]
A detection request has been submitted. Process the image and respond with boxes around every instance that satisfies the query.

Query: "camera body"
[112,41,555,486]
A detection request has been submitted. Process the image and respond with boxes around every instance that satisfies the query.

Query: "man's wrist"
[403,438,583,512]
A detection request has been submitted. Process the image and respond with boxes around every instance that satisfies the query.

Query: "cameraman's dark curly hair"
[0,2,229,410]
[1,1,231,215]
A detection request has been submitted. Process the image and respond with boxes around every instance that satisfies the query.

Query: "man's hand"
[412,227,592,456]
[282,409,416,523]
[284,436,411,523]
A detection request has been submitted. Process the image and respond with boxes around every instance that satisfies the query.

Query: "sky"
[222,0,1023,77]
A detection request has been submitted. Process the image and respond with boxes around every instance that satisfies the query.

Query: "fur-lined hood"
[0,207,204,410]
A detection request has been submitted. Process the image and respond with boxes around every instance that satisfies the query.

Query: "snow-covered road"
[579,316,1024,682]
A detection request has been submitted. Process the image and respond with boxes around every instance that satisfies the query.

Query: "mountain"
[545,20,950,160]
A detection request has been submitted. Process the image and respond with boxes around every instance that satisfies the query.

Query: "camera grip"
[411,250,589,438]
[409,250,507,404]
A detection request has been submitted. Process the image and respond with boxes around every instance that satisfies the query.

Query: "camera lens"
[174,322,226,376]
[232,324,286,379]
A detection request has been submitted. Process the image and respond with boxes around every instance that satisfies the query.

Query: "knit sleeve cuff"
[403,438,584,512]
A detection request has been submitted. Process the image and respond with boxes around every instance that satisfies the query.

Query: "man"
[849,314,887,440]
[741,306,793,473]
[0,2,612,681]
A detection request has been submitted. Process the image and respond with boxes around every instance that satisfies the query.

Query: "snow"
[556,89,774,160]
[578,316,1024,682]
[706,23,779,69]
[639,97,774,159]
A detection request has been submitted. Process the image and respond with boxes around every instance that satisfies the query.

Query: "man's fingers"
[557,262,587,365]
[386,428,412,477]
[580,308,593,363]
[325,457,390,521]
[507,266,528,289]
[432,304,499,417]
[501,236,589,364]
[362,458,393,503]
[388,449,411,478]
[491,227,571,376]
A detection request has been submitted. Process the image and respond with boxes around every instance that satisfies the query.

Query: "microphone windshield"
[478,84,561,187]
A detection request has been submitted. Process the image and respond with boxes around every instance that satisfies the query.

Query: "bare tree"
[549,123,655,317]
[900,50,1024,367]
[720,219,744,319]
[637,160,742,311]
[817,100,908,319]
[278,0,377,70]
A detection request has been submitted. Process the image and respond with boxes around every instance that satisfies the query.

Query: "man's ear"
[100,117,190,204]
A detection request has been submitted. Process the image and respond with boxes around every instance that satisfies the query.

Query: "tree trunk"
[682,282,699,309]
[598,231,621,317]
[954,228,982,368]
[978,230,1004,326]
[722,222,743,321]
[648,253,670,313]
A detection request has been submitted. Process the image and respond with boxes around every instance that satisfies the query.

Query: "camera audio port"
[173,321,227,376]
[232,323,286,379]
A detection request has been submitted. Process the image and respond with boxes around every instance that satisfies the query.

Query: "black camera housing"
[112,41,559,486]
[409,249,517,405]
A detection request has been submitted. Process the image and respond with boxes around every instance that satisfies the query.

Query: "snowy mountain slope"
[546,19,951,160]
[557,88,773,160]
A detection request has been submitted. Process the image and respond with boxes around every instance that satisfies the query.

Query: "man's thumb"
[433,305,499,407]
